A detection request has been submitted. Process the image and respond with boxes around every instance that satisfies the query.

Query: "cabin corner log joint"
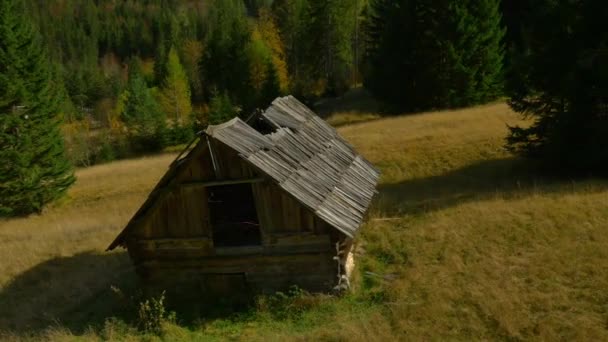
[107,96,380,294]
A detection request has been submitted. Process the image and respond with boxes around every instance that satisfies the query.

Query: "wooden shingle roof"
[206,96,380,238]
[107,96,379,251]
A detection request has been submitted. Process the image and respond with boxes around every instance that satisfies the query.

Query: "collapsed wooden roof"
[107,96,379,250]
[206,96,380,238]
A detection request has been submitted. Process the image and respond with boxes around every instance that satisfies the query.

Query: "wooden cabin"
[107,96,380,295]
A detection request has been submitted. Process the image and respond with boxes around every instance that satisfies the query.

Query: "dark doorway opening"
[209,184,261,247]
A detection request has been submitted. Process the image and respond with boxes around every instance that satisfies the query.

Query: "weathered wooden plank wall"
[141,252,337,293]
[123,136,343,292]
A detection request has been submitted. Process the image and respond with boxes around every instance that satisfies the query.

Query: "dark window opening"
[209,184,261,247]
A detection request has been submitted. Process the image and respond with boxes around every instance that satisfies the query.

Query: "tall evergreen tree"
[0,0,75,216]
[208,91,238,125]
[260,59,282,106]
[506,0,608,174]
[500,0,533,52]
[158,46,192,124]
[200,0,254,113]
[364,0,505,112]
[121,60,167,152]
[257,7,289,93]
[272,0,310,93]
[153,39,169,87]
[440,0,505,107]
[305,0,358,95]
[180,39,205,102]
[364,0,434,111]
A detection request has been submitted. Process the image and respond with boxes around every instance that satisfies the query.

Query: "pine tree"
[272,0,309,93]
[257,7,289,93]
[158,46,192,124]
[248,29,272,95]
[208,91,238,125]
[364,0,505,112]
[121,60,167,152]
[0,0,75,216]
[154,39,169,87]
[506,0,608,174]
[463,0,505,104]
[180,39,204,102]
[200,0,254,113]
[364,0,431,111]
[305,0,358,95]
[260,59,282,106]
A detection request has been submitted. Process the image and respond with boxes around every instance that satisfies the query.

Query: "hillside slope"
[1,103,608,341]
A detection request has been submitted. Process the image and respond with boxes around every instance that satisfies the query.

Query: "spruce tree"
[364,0,426,111]
[0,0,75,216]
[154,39,169,87]
[506,0,608,174]
[292,0,358,96]
[256,7,290,93]
[180,39,205,103]
[122,61,167,152]
[272,0,308,87]
[260,59,282,107]
[465,0,505,104]
[364,0,505,112]
[208,92,238,125]
[200,0,254,113]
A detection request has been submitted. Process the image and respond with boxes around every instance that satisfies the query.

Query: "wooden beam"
[180,177,265,188]
[137,238,212,250]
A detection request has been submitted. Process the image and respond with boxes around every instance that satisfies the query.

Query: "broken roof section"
[206,96,380,238]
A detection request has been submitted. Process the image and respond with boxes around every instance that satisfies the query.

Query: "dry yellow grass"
[0,154,175,333]
[2,102,608,341]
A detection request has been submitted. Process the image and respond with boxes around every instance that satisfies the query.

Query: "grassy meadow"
[2,101,608,341]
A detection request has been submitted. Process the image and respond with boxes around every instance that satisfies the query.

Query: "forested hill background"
[24,0,368,166]
[26,0,366,118]
[2,0,606,216]
[30,0,519,121]
[24,0,512,157]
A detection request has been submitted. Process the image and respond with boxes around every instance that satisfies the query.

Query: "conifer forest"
[1,0,607,215]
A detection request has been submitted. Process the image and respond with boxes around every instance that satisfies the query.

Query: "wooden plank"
[271,233,330,246]
[166,190,186,238]
[180,177,265,188]
[140,266,336,294]
[140,252,336,275]
[301,210,315,233]
[138,249,212,260]
[137,237,213,250]
[182,186,209,237]
[139,217,154,239]
[214,246,264,256]
[137,243,332,264]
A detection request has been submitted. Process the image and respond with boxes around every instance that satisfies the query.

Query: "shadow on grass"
[328,116,383,128]
[0,250,272,336]
[314,88,381,117]
[376,158,608,216]
[0,251,138,334]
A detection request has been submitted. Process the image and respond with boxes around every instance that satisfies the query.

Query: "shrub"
[137,291,176,335]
